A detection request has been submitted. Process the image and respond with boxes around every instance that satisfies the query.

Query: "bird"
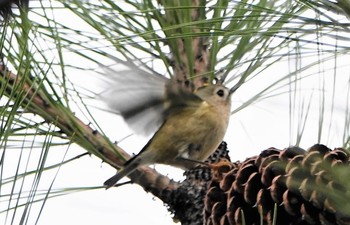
[98,58,233,188]
[104,79,231,188]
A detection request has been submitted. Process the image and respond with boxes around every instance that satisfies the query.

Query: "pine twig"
[0,64,179,200]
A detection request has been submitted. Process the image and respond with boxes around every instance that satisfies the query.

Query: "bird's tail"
[103,156,142,189]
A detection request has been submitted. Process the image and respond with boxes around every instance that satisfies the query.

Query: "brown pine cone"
[204,144,350,225]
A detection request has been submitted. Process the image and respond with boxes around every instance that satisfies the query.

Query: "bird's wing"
[97,57,168,136]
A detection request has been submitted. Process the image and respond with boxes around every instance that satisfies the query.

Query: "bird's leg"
[175,156,210,168]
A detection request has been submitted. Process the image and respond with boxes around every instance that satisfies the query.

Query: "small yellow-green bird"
[99,59,233,188]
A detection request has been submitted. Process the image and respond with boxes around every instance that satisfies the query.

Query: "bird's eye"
[216,89,225,97]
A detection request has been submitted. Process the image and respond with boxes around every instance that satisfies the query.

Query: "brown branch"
[161,0,210,88]
[0,64,179,201]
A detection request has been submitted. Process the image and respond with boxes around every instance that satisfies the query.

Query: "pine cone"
[204,144,350,225]
[165,142,231,225]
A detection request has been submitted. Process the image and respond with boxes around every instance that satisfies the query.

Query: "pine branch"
[0,0,29,21]
[0,64,179,200]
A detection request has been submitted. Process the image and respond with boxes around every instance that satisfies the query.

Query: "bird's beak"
[229,83,240,95]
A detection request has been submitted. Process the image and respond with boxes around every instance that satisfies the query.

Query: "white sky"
[1,2,350,225]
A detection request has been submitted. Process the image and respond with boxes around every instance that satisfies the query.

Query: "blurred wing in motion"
[97,57,168,136]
